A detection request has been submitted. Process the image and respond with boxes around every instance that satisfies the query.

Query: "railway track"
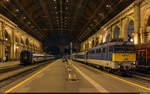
[132,72,150,81]
[0,65,24,74]
[73,60,150,82]
[0,60,55,88]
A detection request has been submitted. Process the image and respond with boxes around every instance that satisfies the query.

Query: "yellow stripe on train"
[112,53,136,62]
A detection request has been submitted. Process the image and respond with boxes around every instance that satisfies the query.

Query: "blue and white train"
[20,50,55,65]
[73,41,136,74]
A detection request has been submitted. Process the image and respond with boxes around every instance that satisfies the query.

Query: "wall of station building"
[0,14,43,61]
[81,0,150,51]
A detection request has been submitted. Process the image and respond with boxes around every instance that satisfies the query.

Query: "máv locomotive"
[73,41,136,75]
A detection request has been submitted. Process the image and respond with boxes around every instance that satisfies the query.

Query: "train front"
[112,42,136,74]
[20,50,33,65]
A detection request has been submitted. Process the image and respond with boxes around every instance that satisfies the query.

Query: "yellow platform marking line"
[72,61,150,91]
[99,71,150,91]
[5,60,59,93]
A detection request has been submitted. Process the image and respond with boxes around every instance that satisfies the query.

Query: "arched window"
[113,26,120,39]
[127,20,134,42]
[87,43,89,49]
[147,16,150,26]
[95,37,99,46]
[106,33,110,42]
[26,39,29,45]
[5,31,10,41]
[15,36,19,42]
[92,40,95,47]
[21,38,24,44]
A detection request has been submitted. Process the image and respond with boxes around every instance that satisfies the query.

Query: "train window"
[89,51,91,54]
[101,48,103,53]
[93,50,95,53]
[105,48,108,53]
[104,48,106,53]
[102,48,105,53]
[96,49,99,53]
[109,47,113,52]
[99,48,101,53]
[114,45,135,52]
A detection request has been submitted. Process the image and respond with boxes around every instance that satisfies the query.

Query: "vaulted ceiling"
[0,0,134,46]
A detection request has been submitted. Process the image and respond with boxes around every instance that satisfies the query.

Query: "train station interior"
[0,0,150,93]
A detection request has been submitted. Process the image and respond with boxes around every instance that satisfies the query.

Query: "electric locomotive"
[73,41,136,74]
[20,50,55,65]
[20,50,33,65]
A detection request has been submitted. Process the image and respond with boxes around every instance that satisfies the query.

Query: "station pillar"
[134,0,141,44]
[0,22,3,61]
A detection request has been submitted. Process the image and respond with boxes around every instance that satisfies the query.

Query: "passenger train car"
[20,50,55,65]
[136,44,150,72]
[73,41,136,74]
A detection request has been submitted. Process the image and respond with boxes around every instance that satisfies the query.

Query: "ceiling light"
[31,26,34,28]
[27,22,31,25]
[106,4,111,8]
[23,16,26,19]
[5,0,9,2]
[16,9,19,12]
[65,7,68,10]
[16,46,19,49]
[130,38,134,42]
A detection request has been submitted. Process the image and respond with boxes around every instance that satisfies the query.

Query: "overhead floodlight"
[130,38,134,42]
[27,22,31,25]
[106,4,111,8]
[5,0,9,2]
[23,16,26,19]
[16,46,19,49]
[65,7,68,10]
[16,9,19,12]
[31,26,34,28]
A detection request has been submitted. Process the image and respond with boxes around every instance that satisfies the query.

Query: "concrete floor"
[3,59,150,93]
[71,60,150,92]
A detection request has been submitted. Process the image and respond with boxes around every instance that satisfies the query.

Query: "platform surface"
[3,59,150,93]
[0,61,19,68]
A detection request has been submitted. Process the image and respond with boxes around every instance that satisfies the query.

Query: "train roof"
[89,41,134,51]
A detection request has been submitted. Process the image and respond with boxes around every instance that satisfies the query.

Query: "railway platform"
[1,59,150,93]
[2,59,98,93]
[0,61,19,68]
